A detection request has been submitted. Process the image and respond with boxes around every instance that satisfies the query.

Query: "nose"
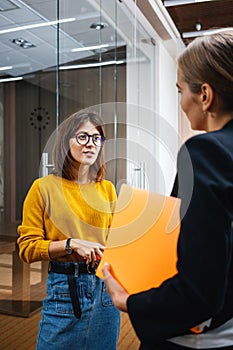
[86,136,95,147]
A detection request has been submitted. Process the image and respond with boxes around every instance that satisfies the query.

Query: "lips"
[83,151,95,156]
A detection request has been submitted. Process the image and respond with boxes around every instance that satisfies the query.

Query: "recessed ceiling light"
[11,38,35,49]
[195,22,202,31]
[90,22,109,30]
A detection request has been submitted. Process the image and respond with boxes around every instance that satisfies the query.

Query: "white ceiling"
[0,0,137,78]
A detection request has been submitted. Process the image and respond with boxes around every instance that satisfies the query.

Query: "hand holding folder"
[96,184,181,294]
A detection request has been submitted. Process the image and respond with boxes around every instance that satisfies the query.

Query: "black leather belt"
[49,261,90,275]
[48,261,99,319]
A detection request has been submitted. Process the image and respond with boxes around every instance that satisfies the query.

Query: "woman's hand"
[48,239,104,263]
[71,238,105,264]
[102,262,129,312]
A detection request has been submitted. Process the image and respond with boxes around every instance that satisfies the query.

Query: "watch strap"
[65,238,73,255]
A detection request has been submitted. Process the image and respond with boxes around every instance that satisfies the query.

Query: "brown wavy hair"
[178,29,233,112]
[52,109,106,182]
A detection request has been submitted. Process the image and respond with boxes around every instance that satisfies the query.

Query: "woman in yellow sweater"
[17,110,120,350]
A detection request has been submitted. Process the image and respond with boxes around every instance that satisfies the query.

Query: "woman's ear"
[200,83,214,112]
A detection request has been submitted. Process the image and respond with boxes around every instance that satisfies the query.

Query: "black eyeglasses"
[74,132,106,147]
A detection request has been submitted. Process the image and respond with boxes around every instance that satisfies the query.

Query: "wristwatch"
[65,238,73,255]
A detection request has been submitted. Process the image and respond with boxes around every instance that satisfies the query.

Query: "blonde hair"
[178,29,233,111]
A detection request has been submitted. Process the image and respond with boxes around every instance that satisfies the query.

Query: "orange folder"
[96,184,181,294]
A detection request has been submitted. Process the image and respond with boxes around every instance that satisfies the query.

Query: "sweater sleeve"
[17,179,51,263]
[104,180,117,229]
[127,135,233,346]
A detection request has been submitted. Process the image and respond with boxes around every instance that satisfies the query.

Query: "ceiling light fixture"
[182,27,233,38]
[0,17,75,35]
[164,0,218,6]
[195,22,202,31]
[11,38,35,49]
[60,60,125,70]
[71,43,110,53]
[0,76,23,83]
[0,65,12,71]
[90,22,109,30]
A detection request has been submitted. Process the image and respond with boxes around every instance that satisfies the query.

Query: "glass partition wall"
[0,0,156,316]
[0,0,157,223]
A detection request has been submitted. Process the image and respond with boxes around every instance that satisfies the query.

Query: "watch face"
[66,247,72,254]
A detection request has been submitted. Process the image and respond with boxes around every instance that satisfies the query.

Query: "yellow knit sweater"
[17,174,117,263]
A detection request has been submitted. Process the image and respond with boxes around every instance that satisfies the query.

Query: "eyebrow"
[76,131,101,136]
[176,83,181,89]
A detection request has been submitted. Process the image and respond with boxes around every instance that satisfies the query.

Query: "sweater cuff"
[40,240,52,260]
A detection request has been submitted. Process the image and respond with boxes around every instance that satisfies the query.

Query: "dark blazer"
[127,120,233,349]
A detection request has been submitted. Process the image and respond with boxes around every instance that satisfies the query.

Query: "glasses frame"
[74,132,106,147]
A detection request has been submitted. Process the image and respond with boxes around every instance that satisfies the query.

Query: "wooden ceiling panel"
[161,0,233,45]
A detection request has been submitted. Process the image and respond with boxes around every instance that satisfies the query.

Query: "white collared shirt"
[168,317,233,348]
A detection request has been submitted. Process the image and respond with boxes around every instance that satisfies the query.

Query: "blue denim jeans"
[37,263,120,350]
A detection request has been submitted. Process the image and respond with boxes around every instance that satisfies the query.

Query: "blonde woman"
[103,30,233,350]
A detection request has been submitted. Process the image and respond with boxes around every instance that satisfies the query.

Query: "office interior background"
[0,0,232,344]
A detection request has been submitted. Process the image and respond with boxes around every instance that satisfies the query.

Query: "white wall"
[155,40,180,195]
